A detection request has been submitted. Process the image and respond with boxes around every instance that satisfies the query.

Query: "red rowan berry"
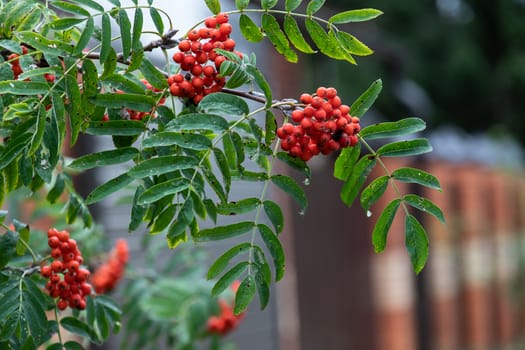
[51,260,64,273]
[178,40,191,52]
[188,30,200,41]
[326,87,337,99]
[223,38,235,51]
[316,86,327,98]
[203,65,215,77]
[58,230,69,242]
[198,28,211,39]
[57,299,68,310]
[339,104,350,115]
[219,23,233,36]
[41,265,52,278]
[291,110,304,122]
[48,236,60,248]
[282,123,294,134]
[215,13,229,24]
[205,17,217,28]
[172,51,184,63]
[300,93,312,104]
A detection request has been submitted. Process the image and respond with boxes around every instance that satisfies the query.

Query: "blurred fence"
[281,157,525,350]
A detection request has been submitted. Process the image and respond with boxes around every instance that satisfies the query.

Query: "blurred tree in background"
[313,0,525,147]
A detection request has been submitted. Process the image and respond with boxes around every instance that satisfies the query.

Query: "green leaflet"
[239,14,264,43]
[285,0,302,11]
[207,243,252,280]
[360,175,389,211]
[263,200,284,234]
[119,9,132,59]
[336,31,373,57]
[371,198,401,253]
[334,143,361,181]
[86,173,134,204]
[271,174,307,212]
[405,215,429,274]
[391,167,441,191]
[137,178,191,205]
[329,8,383,24]
[211,261,249,297]
[350,79,382,118]
[306,0,325,15]
[234,275,256,315]
[128,156,198,179]
[166,113,229,132]
[68,148,139,170]
[376,138,433,157]
[193,221,255,242]
[284,15,315,54]
[360,118,426,140]
[142,132,212,151]
[204,0,221,14]
[86,120,146,136]
[216,198,261,216]
[403,194,445,224]
[197,92,249,117]
[258,224,285,281]
[261,14,298,63]
[340,155,376,207]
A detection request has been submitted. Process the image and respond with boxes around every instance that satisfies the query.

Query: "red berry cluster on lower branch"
[90,239,129,294]
[207,299,245,336]
[41,228,92,311]
[168,12,242,104]
[277,87,360,161]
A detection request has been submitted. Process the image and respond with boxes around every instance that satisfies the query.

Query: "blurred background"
[84,0,525,349]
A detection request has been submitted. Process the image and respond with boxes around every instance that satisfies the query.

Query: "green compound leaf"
[285,0,302,11]
[263,200,284,234]
[306,0,325,16]
[86,120,146,136]
[91,93,156,112]
[142,132,212,151]
[207,242,252,280]
[49,17,85,30]
[166,113,229,132]
[216,198,261,216]
[211,261,249,297]
[261,0,278,10]
[86,173,134,205]
[376,138,433,157]
[371,198,401,253]
[193,221,255,242]
[204,0,221,14]
[360,117,427,140]
[262,13,298,63]
[239,14,264,42]
[405,214,429,274]
[128,156,198,179]
[335,31,373,56]
[350,79,382,118]
[68,147,139,170]
[258,224,285,281]
[403,194,446,224]
[271,174,307,212]
[340,155,376,206]
[197,92,249,117]
[284,15,315,54]
[329,8,383,24]
[360,175,389,211]
[234,274,256,315]
[391,167,441,191]
[334,143,361,181]
[137,178,191,205]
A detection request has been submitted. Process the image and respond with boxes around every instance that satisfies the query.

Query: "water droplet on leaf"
[367,210,373,217]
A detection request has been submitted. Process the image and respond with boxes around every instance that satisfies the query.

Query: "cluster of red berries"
[6,45,55,82]
[277,87,361,161]
[41,228,92,311]
[206,281,245,335]
[168,12,241,104]
[91,239,129,294]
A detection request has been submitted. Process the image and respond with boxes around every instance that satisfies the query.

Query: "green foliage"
[0,0,444,348]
